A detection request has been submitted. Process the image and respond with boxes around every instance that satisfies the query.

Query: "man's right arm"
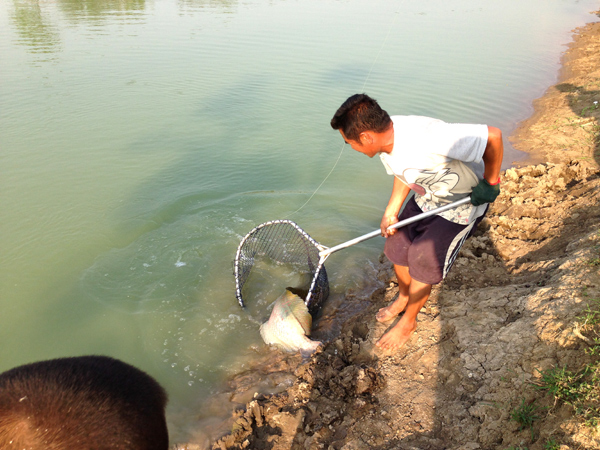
[471,125,504,206]
[381,177,411,237]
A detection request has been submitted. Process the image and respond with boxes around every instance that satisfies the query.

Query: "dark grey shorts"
[383,197,486,285]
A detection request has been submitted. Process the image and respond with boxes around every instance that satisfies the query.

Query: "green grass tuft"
[534,298,600,430]
[543,438,560,450]
[510,398,540,432]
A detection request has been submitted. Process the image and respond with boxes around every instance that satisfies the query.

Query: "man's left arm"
[471,126,504,206]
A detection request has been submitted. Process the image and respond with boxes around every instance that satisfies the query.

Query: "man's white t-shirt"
[379,115,489,225]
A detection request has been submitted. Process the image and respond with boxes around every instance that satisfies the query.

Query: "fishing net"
[234,220,329,316]
[234,197,471,318]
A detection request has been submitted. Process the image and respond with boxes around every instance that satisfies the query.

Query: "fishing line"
[285,8,401,219]
[360,10,400,92]
[285,143,345,219]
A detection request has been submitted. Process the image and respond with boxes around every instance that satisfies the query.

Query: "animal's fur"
[0,355,168,450]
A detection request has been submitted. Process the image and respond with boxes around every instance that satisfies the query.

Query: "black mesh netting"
[234,220,329,315]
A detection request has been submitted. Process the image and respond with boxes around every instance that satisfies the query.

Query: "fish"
[260,289,322,356]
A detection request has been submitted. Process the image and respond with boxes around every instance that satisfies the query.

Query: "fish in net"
[234,220,329,315]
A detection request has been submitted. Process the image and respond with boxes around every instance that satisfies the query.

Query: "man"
[330,93,503,352]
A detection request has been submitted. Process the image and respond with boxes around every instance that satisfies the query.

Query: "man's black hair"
[330,93,392,141]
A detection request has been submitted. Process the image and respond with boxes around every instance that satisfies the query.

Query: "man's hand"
[381,177,410,237]
[471,178,500,206]
[381,214,399,237]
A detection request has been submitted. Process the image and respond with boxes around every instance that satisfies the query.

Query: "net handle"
[319,197,472,258]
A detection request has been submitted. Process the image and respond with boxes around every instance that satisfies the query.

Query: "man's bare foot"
[376,295,409,323]
[375,318,417,352]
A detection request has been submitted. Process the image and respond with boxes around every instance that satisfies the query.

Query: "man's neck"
[378,124,395,154]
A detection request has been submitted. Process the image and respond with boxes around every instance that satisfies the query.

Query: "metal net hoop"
[234,220,329,314]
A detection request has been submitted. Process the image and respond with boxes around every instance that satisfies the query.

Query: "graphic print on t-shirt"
[403,168,459,201]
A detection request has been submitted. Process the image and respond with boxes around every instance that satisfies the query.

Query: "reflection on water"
[11,0,61,56]
[177,0,238,13]
[58,0,146,17]
[9,0,240,59]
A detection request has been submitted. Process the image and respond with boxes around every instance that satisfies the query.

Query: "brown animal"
[0,355,169,450]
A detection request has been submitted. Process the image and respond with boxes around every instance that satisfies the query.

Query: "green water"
[1,0,599,443]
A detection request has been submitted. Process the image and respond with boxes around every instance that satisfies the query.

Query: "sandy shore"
[175,10,600,450]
